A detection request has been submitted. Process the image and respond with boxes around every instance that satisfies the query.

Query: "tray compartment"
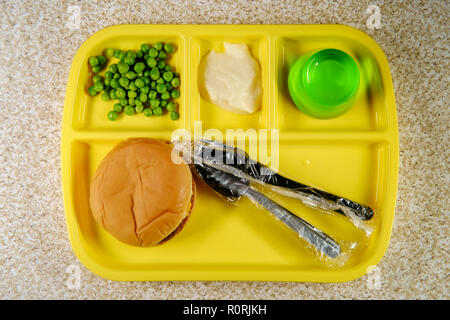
[274,35,388,132]
[189,34,270,131]
[66,138,389,279]
[71,33,187,132]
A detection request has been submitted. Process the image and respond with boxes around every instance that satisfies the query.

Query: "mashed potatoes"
[200,43,262,114]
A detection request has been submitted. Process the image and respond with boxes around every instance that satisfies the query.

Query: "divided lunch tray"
[61,25,398,282]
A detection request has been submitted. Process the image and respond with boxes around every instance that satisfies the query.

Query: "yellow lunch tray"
[61,25,398,282]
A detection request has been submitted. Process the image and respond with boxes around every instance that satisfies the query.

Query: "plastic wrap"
[172,137,373,264]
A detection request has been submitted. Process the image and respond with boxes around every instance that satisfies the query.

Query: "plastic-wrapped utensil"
[195,139,374,221]
[194,162,341,259]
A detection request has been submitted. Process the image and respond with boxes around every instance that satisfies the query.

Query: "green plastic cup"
[288,49,360,119]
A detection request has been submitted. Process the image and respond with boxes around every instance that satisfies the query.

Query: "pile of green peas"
[87,42,180,121]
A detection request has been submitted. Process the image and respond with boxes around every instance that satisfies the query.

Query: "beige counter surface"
[0,0,448,299]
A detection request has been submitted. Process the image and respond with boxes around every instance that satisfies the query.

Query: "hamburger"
[89,138,195,247]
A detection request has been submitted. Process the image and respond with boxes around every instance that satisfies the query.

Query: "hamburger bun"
[89,138,195,247]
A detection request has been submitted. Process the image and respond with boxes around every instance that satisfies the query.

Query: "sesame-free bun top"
[89,138,194,247]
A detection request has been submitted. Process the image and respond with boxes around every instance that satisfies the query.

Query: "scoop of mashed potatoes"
[200,43,262,114]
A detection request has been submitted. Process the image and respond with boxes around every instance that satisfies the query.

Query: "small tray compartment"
[70,31,186,131]
[275,35,388,132]
[189,33,270,131]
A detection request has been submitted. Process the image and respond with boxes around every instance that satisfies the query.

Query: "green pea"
[124,50,133,58]
[134,62,146,73]
[166,102,177,111]
[124,71,136,80]
[149,90,157,100]
[92,65,102,73]
[141,43,150,53]
[142,77,150,86]
[128,90,137,99]
[116,88,126,99]
[153,107,163,116]
[136,50,144,58]
[128,98,136,106]
[150,81,157,89]
[113,103,123,112]
[135,100,143,107]
[124,56,135,66]
[150,99,160,108]
[150,68,159,80]
[171,89,180,99]
[105,71,114,79]
[160,100,168,108]
[135,104,144,113]
[119,77,129,87]
[144,53,149,60]
[87,86,97,96]
[101,92,110,101]
[113,73,120,79]
[128,82,138,91]
[164,65,172,72]
[136,71,144,78]
[139,92,148,102]
[93,75,103,83]
[147,58,157,68]
[156,83,166,93]
[171,77,180,87]
[157,60,165,70]
[165,83,173,92]
[124,105,135,115]
[154,42,163,51]
[144,70,151,78]
[170,111,179,120]
[97,55,106,65]
[113,49,123,59]
[94,82,104,92]
[110,89,118,99]
[89,56,99,67]
[107,110,118,121]
[126,50,137,60]
[163,71,173,82]
[161,92,171,100]
[143,108,153,117]
[164,43,174,53]
[117,62,129,74]
[158,51,167,60]
[110,78,120,89]
[118,51,126,61]
[149,48,158,58]
[141,86,150,94]
[119,98,128,106]
[109,64,118,73]
[105,48,115,58]
[135,78,145,88]
[156,77,164,84]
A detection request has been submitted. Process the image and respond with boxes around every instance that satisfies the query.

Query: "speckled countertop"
[0,0,448,299]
